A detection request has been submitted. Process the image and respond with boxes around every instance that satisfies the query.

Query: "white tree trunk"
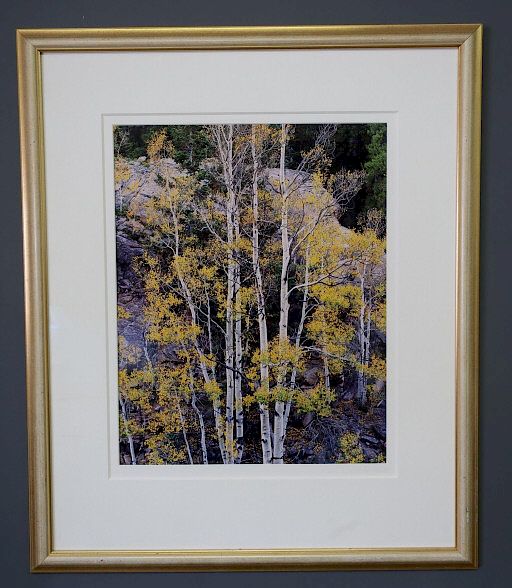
[234,206,244,463]
[119,396,136,464]
[285,245,310,431]
[176,399,194,464]
[222,124,236,464]
[190,373,208,464]
[323,356,331,390]
[273,124,291,464]
[278,124,291,343]
[179,292,227,462]
[251,125,273,464]
[357,270,368,407]
[169,193,227,463]
[186,305,227,463]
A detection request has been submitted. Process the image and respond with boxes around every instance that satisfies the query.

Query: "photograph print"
[114,123,387,465]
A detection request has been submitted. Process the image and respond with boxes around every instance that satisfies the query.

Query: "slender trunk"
[189,321,227,463]
[204,291,228,464]
[278,124,291,343]
[176,399,194,464]
[365,293,372,369]
[119,396,136,464]
[251,126,273,463]
[361,297,372,406]
[285,244,310,432]
[259,405,273,463]
[323,356,331,390]
[357,269,368,407]
[169,191,227,463]
[190,327,228,463]
[142,332,154,382]
[225,254,235,464]
[206,291,214,360]
[234,205,244,463]
[223,125,236,464]
[189,370,208,464]
[273,124,290,464]
[191,393,208,465]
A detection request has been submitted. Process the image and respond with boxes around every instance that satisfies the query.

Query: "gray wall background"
[1,1,510,586]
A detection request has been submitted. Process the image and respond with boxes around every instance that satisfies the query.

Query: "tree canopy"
[115,123,387,465]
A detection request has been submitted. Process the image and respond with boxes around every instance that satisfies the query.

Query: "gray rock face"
[115,158,184,214]
[115,158,188,369]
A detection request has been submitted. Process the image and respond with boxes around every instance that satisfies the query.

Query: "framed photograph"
[17,24,481,571]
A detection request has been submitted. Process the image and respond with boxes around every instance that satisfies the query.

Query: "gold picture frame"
[17,24,481,572]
